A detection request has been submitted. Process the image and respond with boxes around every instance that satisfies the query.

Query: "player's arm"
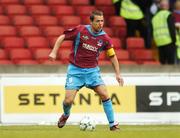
[49,34,65,60]
[106,48,124,86]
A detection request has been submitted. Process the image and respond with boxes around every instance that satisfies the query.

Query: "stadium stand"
[0,0,158,65]
[9,48,33,63]
[4,5,27,16]
[0,0,19,5]
[12,15,34,26]
[18,26,42,37]
[0,26,17,37]
[69,0,90,5]
[1,37,25,49]
[35,15,58,26]
[0,15,11,25]
[52,5,74,17]
[45,0,68,6]
[59,16,81,29]
[28,5,51,16]
[32,48,52,63]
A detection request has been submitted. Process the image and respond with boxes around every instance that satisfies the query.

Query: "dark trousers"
[125,19,149,48]
[158,43,176,64]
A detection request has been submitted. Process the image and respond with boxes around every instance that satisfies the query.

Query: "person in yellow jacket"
[152,0,176,64]
[173,0,180,64]
[112,0,152,48]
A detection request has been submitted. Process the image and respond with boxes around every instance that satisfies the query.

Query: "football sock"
[63,102,72,116]
[102,99,115,127]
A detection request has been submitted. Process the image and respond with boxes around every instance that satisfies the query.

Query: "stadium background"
[0,0,180,137]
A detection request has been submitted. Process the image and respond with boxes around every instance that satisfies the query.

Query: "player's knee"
[64,98,74,105]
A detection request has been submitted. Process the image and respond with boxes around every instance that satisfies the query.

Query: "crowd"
[111,0,180,64]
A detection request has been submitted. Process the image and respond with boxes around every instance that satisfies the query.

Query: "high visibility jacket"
[176,31,180,59]
[112,0,119,3]
[120,0,143,19]
[152,10,172,46]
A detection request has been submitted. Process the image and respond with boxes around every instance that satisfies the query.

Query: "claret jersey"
[63,25,113,68]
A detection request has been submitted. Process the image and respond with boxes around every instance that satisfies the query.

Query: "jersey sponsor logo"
[82,43,98,52]
[136,86,180,112]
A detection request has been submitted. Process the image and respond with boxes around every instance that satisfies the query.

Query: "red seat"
[103,27,114,37]
[0,60,13,65]
[0,0,19,5]
[5,5,27,16]
[61,41,73,49]
[143,61,160,65]
[111,38,122,49]
[98,60,111,66]
[81,16,91,25]
[1,37,25,49]
[26,37,49,50]
[75,6,96,16]
[48,36,58,48]
[108,16,126,27]
[23,0,44,5]
[98,51,106,60]
[41,60,63,65]
[97,6,115,16]
[119,60,136,65]
[0,26,17,37]
[0,49,8,60]
[12,15,34,26]
[59,16,81,28]
[32,48,52,63]
[19,26,42,37]
[35,16,58,26]
[126,37,145,49]
[15,59,39,65]
[28,5,51,16]
[115,49,130,61]
[0,6,3,14]
[70,0,89,5]
[46,0,68,5]
[53,6,74,16]
[58,49,71,64]
[95,0,113,6]
[9,48,33,63]
[43,26,64,37]
[130,49,156,64]
[0,15,11,25]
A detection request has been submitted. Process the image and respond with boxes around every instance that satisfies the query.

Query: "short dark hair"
[90,10,103,21]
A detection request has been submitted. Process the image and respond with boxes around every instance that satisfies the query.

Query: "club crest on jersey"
[97,39,103,47]
[82,35,89,40]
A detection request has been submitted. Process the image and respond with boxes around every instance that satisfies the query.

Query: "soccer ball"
[79,116,96,131]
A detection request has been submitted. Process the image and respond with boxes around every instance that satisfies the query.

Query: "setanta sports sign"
[3,85,136,113]
[136,86,180,112]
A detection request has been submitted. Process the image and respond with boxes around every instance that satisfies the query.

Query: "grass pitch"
[0,125,180,138]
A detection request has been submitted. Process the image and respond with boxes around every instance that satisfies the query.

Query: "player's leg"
[93,85,119,131]
[58,90,78,128]
[58,64,85,128]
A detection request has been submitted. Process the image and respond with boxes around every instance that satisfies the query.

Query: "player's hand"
[116,76,124,86]
[49,52,57,61]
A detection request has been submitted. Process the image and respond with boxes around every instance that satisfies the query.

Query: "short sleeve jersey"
[63,25,113,68]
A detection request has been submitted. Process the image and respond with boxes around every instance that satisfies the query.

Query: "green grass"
[0,125,180,138]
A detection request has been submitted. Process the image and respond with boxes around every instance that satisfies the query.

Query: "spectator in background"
[112,0,120,15]
[152,0,176,64]
[173,0,180,63]
[113,0,152,49]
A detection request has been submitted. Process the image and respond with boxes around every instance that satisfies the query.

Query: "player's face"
[91,15,104,33]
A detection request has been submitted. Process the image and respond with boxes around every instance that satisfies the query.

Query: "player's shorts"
[65,64,105,90]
